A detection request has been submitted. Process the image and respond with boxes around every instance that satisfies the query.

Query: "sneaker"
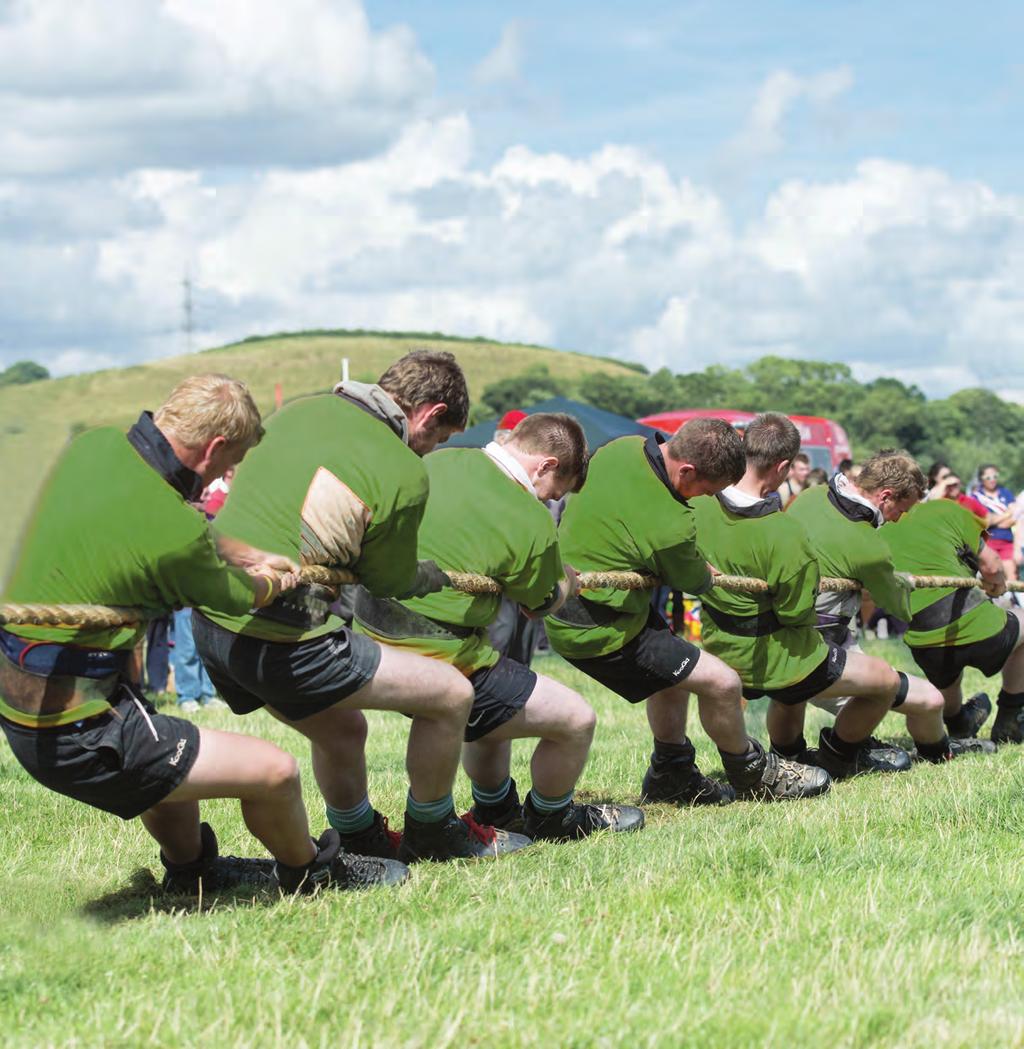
[468,778,525,833]
[945,693,992,739]
[991,703,1024,745]
[640,761,735,806]
[337,810,402,860]
[744,750,832,800]
[274,829,409,894]
[201,696,229,710]
[522,794,645,841]
[398,809,532,863]
[721,738,831,801]
[808,728,910,781]
[161,823,276,894]
[859,737,913,772]
[947,737,998,759]
[177,699,200,714]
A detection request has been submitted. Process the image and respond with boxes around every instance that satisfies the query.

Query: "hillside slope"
[0,331,637,568]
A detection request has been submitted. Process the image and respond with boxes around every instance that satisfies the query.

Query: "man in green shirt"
[547,419,829,803]
[693,414,919,781]
[194,351,530,863]
[786,450,993,763]
[886,498,1024,743]
[2,375,405,894]
[354,413,644,841]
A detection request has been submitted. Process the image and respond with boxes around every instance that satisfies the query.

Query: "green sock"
[528,788,574,815]
[471,777,512,807]
[406,791,454,824]
[325,796,374,835]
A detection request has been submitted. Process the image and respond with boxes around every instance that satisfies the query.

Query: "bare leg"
[767,700,807,747]
[285,645,473,805]
[647,650,747,754]
[939,675,965,719]
[898,677,946,744]
[813,651,898,742]
[462,674,596,798]
[147,726,316,867]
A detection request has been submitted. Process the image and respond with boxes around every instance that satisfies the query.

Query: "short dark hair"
[378,349,469,429]
[665,418,745,483]
[744,413,801,470]
[508,412,589,492]
[926,460,949,487]
[792,452,810,466]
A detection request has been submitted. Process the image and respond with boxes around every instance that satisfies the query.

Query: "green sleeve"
[859,551,913,621]
[503,534,563,611]
[154,532,256,616]
[652,519,713,595]
[356,501,426,597]
[772,560,820,627]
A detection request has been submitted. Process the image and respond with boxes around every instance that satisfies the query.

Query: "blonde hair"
[154,374,264,450]
[857,449,926,500]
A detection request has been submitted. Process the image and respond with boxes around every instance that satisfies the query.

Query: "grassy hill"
[0,331,638,569]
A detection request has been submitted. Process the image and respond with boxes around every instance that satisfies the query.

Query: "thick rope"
[3,568,1022,627]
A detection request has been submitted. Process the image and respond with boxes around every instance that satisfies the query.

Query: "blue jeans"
[172,608,214,704]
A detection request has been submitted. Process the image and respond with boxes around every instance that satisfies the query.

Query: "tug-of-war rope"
[2,565,1022,628]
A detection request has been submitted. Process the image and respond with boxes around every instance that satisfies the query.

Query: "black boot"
[161,823,275,894]
[522,793,645,841]
[640,737,735,806]
[721,738,831,800]
[944,692,992,738]
[398,809,532,863]
[991,692,1024,744]
[337,810,402,859]
[274,829,409,894]
[468,778,525,833]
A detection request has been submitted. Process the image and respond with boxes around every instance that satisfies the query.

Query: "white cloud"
[719,66,853,174]
[0,0,434,175]
[474,21,526,85]
[2,46,1024,403]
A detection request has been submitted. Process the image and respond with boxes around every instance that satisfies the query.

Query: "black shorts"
[909,611,1021,690]
[743,644,848,706]
[192,612,381,721]
[0,687,199,820]
[564,610,700,704]
[465,656,537,742]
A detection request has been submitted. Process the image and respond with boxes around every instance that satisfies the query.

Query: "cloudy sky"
[2,0,1023,399]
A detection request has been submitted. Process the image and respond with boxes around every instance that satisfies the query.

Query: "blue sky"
[1,0,1022,399]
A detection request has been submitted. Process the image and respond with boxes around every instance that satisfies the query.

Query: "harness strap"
[549,596,625,629]
[352,588,477,642]
[701,602,783,638]
[908,587,986,632]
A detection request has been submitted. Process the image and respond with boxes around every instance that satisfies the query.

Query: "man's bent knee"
[261,750,302,797]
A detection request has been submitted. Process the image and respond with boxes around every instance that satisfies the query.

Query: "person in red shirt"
[943,475,989,523]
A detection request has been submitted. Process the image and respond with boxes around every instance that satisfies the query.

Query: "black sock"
[771,735,807,758]
[998,689,1024,710]
[916,736,953,763]
[653,737,694,764]
[824,727,861,760]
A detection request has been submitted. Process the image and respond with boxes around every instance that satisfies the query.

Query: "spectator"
[804,467,828,488]
[778,451,810,508]
[924,461,954,501]
[971,463,1018,586]
[942,475,988,523]
[144,614,172,696]
[835,458,854,479]
[493,409,528,447]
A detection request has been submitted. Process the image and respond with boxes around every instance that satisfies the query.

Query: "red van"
[638,409,852,472]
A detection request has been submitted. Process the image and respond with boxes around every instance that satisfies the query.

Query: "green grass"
[0,331,637,570]
[2,638,1023,1048]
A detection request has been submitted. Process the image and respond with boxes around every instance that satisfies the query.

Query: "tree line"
[480,356,1024,489]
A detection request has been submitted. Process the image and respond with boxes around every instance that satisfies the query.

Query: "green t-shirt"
[691,491,827,690]
[885,499,1006,648]
[546,436,712,660]
[3,426,256,650]
[355,448,563,675]
[205,394,428,641]
[786,484,913,624]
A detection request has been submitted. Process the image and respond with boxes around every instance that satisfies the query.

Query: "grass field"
[2,638,1023,1049]
[0,331,637,569]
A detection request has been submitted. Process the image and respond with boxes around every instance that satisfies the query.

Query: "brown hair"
[665,418,745,483]
[378,349,469,429]
[792,452,810,466]
[508,412,589,492]
[857,449,926,500]
[744,412,801,470]
[154,373,263,450]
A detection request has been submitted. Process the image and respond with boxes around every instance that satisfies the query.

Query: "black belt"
[909,587,986,632]
[352,588,476,641]
[550,596,624,629]
[701,602,782,638]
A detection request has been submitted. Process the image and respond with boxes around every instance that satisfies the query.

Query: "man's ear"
[778,459,792,476]
[535,455,559,478]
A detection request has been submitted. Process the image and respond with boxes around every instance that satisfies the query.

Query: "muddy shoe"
[858,737,912,772]
[274,829,409,893]
[398,809,532,863]
[523,794,645,841]
[467,778,526,833]
[991,700,1024,745]
[161,823,275,894]
[945,692,992,739]
[640,760,735,806]
[338,810,402,860]
[747,751,832,800]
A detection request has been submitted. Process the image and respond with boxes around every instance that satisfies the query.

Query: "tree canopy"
[0,360,49,387]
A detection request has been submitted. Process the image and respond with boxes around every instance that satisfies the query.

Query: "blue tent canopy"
[442,396,663,451]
